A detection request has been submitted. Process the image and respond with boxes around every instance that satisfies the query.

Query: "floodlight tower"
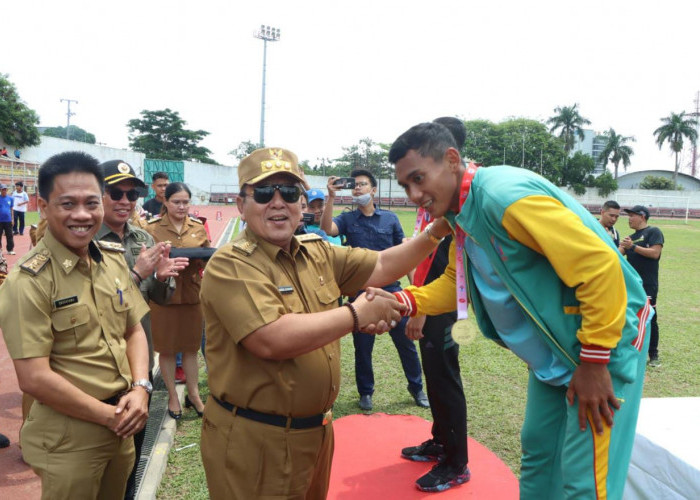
[60,98,78,139]
[688,91,700,178]
[254,25,281,147]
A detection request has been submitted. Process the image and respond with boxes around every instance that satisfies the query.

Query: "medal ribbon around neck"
[455,163,479,320]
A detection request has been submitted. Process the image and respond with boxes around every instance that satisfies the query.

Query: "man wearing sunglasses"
[200,147,450,500]
[96,160,189,499]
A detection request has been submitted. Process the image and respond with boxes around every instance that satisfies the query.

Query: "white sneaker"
[7,251,15,255]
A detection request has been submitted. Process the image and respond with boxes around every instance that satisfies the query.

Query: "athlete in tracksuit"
[389,122,652,499]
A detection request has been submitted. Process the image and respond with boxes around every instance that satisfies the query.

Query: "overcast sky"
[6,0,700,175]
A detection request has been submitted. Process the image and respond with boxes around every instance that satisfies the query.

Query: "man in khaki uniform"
[200,147,451,499]
[0,151,151,500]
[96,159,189,499]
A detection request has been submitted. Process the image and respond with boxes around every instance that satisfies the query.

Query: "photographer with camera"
[321,170,428,411]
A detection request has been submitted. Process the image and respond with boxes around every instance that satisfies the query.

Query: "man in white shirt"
[12,181,29,236]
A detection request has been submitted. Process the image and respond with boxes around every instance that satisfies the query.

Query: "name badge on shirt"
[54,296,78,308]
[278,286,294,295]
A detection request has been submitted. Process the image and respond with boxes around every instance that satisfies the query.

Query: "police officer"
[0,151,151,500]
[96,159,189,499]
[145,182,210,419]
[199,147,450,499]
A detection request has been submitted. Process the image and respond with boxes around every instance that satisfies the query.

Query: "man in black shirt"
[142,171,169,217]
[599,200,621,247]
[621,205,664,366]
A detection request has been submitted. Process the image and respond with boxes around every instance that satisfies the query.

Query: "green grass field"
[157,210,700,499]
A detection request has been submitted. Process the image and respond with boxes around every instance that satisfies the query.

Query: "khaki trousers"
[21,402,134,500]
[201,398,334,500]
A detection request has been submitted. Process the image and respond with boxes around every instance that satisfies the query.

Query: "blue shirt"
[334,206,404,291]
[0,195,13,223]
[466,238,573,386]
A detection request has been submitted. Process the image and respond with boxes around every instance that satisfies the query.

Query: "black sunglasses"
[108,188,140,202]
[252,184,302,204]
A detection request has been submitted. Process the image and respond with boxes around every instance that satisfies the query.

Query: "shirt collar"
[243,227,304,260]
[42,229,103,274]
[96,221,138,242]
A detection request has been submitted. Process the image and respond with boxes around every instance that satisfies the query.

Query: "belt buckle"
[322,409,333,426]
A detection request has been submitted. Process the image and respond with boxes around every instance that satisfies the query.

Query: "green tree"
[597,128,635,179]
[560,151,595,194]
[546,104,591,157]
[0,73,41,148]
[594,171,618,197]
[42,125,96,144]
[229,140,260,160]
[639,175,676,190]
[127,108,215,163]
[335,138,392,178]
[653,111,698,187]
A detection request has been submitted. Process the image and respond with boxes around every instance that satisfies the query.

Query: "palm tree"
[653,111,698,187]
[547,104,591,156]
[598,128,635,179]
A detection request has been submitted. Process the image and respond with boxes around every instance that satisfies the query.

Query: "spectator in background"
[599,200,621,247]
[146,182,209,420]
[0,146,8,157]
[321,169,428,411]
[400,116,470,493]
[142,172,169,217]
[0,184,14,254]
[12,181,29,236]
[621,205,664,367]
[306,189,342,245]
[14,148,21,159]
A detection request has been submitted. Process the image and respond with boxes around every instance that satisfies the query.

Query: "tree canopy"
[639,175,676,190]
[127,108,215,164]
[42,125,96,144]
[0,73,41,148]
[334,138,392,178]
[229,140,260,160]
[546,104,591,156]
[598,128,635,179]
[653,111,698,187]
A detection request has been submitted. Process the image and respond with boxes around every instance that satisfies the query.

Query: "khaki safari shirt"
[145,213,210,305]
[0,230,149,401]
[200,229,377,417]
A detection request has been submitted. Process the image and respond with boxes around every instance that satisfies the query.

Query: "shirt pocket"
[51,304,90,353]
[314,281,341,307]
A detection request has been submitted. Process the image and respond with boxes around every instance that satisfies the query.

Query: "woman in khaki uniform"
[145,182,209,419]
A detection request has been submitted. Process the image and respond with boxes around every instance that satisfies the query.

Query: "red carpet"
[328,413,519,499]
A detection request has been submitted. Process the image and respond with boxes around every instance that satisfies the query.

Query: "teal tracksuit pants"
[519,332,649,500]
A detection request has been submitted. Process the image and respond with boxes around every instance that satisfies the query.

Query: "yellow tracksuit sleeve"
[501,195,627,350]
[403,237,457,317]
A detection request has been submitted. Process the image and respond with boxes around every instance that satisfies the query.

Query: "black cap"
[623,205,650,220]
[100,160,147,189]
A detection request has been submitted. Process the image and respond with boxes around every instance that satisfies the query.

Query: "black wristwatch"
[132,379,153,394]
[630,244,637,253]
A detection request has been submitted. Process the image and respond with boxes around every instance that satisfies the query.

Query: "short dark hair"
[152,171,169,182]
[38,151,104,200]
[164,182,191,201]
[388,122,457,164]
[300,190,309,202]
[433,117,466,150]
[602,200,620,211]
[14,181,23,187]
[350,169,377,187]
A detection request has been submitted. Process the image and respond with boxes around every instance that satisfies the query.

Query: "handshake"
[350,287,410,334]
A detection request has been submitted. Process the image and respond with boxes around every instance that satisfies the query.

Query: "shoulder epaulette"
[147,216,162,224]
[20,249,51,276]
[296,233,323,243]
[232,239,258,256]
[96,240,126,253]
[189,216,203,224]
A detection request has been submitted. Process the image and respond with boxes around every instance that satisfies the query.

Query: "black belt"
[212,396,330,429]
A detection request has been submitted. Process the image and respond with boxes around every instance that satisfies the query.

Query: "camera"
[333,177,356,189]
[302,213,315,224]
